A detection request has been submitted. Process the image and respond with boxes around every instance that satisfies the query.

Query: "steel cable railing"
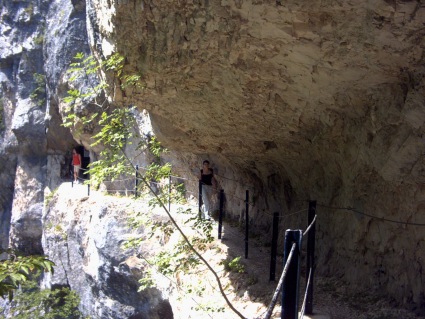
[303,214,317,236]
[317,203,425,227]
[263,242,297,319]
[264,207,317,319]
[299,267,313,319]
[68,161,425,319]
[67,162,323,319]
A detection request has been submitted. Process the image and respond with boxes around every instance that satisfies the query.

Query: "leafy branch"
[0,249,55,301]
[9,274,84,319]
[87,104,245,318]
[63,52,245,318]
[134,172,246,319]
[30,73,46,107]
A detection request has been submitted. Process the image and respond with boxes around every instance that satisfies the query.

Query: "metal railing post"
[198,180,202,219]
[245,190,249,259]
[135,165,139,198]
[269,212,279,281]
[306,200,317,315]
[282,229,303,319]
[218,189,224,239]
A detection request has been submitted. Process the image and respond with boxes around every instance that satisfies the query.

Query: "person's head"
[203,160,210,167]
[73,148,78,154]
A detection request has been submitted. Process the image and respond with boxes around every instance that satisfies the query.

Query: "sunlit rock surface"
[42,183,173,319]
[0,0,424,315]
[88,0,425,311]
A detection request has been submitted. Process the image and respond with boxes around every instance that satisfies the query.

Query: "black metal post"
[245,190,249,259]
[281,230,302,319]
[71,170,73,187]
[306,200,317,315]
[269,212,279,281]
[218,189,224,239]
[87,184,90,196]
[198,180,202,219]
[135,165,139,198]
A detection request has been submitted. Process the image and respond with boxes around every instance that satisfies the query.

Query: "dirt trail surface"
[197,217,425,319]
[59,185,424,319]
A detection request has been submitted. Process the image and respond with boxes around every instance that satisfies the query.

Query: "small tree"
[63,52,246,319]
[7,279,84,319]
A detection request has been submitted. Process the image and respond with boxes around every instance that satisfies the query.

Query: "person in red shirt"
[72,148,82,183]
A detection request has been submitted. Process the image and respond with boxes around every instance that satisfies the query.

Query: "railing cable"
[299,267,313,319]
[303,214,317,236]
[263,242,297,319]
[318,204,425,227]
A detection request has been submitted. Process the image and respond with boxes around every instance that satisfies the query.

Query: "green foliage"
[148,220,175,239]
[103,52,124,76]
[221,256,245,274]
[0,250,55,301]
[62,53,107,129]
[135,136,168,163]
[125,211,215,292]
[182,281,206,297]
[44,187,58,206]
[62,52,143,130]
[67,53,100,78]
[144,163,171,182]
[138,269,155,291]
[62,52,244,318]
[30,73,46,107]
[89,107,137,187]
[33,34,44,46]
[24,3,34,16]
[137,240,202,291]
[193,303,226,313]
[169,182,187,204]
[8,278,85,319]
[181,280,227,313]
[184,217,214,250]
[121,74,142,90]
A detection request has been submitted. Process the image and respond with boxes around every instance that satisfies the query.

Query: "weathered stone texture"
[42,184,173,319]
[88,0,425,310]
[0,0,424,315]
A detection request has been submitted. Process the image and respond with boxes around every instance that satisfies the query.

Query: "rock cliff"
[42,184,174,319]
[0,0,424,317]
[88,0,425,312]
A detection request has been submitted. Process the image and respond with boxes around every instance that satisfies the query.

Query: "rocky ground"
[153,198,425,319]
[201,218,425,319]
[47,183,424,319]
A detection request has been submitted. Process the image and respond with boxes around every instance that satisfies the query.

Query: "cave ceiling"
[91,0,425,185]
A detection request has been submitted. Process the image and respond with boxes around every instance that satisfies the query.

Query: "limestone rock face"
[0,0,424,315]
[88,0,425,311]
[1,0,47,252]
[42,184,173,319]
[0,0,88,251]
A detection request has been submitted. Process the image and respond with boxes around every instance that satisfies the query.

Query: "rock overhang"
[90,0,425,189]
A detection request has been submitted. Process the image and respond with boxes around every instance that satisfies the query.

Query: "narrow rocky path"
[60,184,424,319]
[205,218,424,319]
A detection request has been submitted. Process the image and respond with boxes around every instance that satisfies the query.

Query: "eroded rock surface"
[88,0,425,311]
[0,0,424,315]
[42,183,174,319]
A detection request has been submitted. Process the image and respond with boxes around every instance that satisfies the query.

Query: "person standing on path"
[72,148,82,183]
[199,160,217,219]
